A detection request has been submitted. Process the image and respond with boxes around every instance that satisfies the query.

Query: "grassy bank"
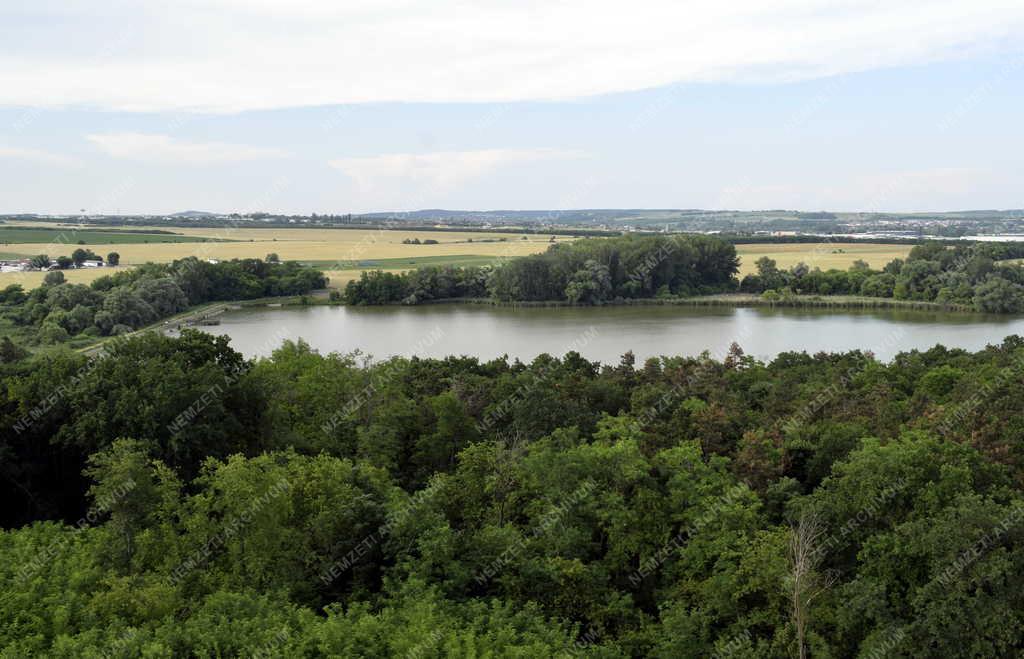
[672,293,975,312]
[403,293,978,313]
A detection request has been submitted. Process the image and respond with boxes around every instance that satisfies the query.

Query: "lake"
[178,304,1024,364]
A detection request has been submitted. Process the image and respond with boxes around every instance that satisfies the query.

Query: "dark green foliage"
[0,284,26,304]
[345,234,741,305]
[345,266,488,305]
[974,276,1024,313]
[0,257,327,345]
[348,237,1024,313]
[489,234,739,302]
[4,332,1024,655]
[42,270,65,287]
[0,336,28,363]
[741,241,1024,312]
[71,247,101,266]
[344,270,407,304]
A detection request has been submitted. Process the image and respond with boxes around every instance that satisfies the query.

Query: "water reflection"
[187,304,1024,363]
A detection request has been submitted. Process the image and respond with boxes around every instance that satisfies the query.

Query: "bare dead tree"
[788,509,837,659]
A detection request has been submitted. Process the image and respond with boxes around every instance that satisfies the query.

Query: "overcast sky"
[2,1,1024,214]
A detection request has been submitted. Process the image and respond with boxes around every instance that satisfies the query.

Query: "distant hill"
[3,208,1022,238]
[170,210,217,218]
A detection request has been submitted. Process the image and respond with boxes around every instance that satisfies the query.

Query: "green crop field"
[0,227,225,245]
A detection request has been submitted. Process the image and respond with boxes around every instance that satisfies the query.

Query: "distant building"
[0,259,31,273]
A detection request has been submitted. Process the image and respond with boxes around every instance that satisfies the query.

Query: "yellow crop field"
[0,225,571,288]
[735,242,912,276]
[0,221,913,289]
[0,267,128,290]
[3,228,568,266]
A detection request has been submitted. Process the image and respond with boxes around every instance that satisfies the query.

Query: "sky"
[1,0,1024,215]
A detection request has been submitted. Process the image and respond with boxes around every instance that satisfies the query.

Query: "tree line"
[346,236,1024,313]
[0,257,326,347]
[3,330,1024,655]
[740,241,1024,313]
[344,234,741,305]
[23,248,118,270]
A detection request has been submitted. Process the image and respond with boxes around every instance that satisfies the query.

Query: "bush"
[39,322,70,344]
[43,271,65,287]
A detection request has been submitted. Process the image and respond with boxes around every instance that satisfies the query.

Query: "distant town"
[3,208,1023,240]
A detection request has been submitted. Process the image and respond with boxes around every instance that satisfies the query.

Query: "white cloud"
[86,133,289,163]
[0,145,78,167]
[329,148,585,191]
[1,1,1023,112]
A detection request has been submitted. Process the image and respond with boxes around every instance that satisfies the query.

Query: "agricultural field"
[0,267,128,290]
[0,224,569,288]
[0,226,220,245]
[0,222,914,289]
[734,242,912,276]
[313,254,529,288]
[325,240,915,289]
[2,226,566,264]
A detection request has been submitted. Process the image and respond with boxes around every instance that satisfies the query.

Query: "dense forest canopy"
[0,257,326,347]
[4,330,1024,655]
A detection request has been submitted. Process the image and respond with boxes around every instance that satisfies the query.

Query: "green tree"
[93,289,156,333]
[565,259,613,304]
[414,391,479,478]
[859,273,895,298]
[72,247,100,267]
[133,277,189,317]
[973,276,1024,313]
[43,270,65,286]
[84,438,179,571]
[0,336,29,363]
[39,321,69,344]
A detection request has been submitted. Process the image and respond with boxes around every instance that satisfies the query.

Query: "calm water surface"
[185,304,1024,363]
